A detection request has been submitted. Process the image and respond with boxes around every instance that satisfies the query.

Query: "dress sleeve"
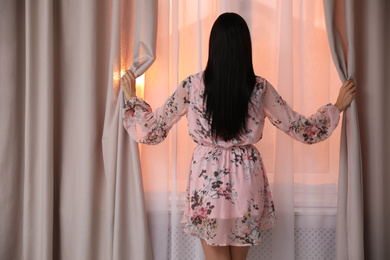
[263,80,340,144]
[122,76,191,145]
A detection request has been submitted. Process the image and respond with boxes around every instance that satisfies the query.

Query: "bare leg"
[230,246,250,260]
[201,239,231,260]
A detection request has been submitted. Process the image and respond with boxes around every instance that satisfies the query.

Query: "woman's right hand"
[120,70,137,100]
[334,80,357,112]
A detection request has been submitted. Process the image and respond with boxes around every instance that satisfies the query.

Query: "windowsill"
[147,206,337,230]
[294,207,336,216]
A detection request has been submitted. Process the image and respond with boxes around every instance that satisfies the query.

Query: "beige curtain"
[355,0,390,259]
[323,0,364,259]
[0,0,152,259]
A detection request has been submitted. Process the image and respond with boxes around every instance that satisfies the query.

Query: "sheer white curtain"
[141,0,341,259]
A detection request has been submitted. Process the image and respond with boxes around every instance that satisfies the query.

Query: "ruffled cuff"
[123,97,146,109]
[122,97,153,120]
[323,103,341,128]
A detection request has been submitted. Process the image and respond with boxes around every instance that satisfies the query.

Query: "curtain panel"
[323,0,364,259]
[0,0,152,259]
[355,0,390,259]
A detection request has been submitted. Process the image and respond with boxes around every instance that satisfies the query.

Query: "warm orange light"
[136,73,146,157]
[136,74,145,99]
[113,68,127,86]
[113,70,121,83]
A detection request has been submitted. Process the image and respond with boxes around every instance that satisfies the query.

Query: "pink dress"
[122,72,340,246]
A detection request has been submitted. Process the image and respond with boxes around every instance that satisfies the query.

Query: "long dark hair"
[203,13,256,142]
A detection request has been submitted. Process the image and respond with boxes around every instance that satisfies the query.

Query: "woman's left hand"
[334,80,357,112]
[120,70,136,100]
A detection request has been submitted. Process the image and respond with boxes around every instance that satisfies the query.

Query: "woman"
[121,13,356,260]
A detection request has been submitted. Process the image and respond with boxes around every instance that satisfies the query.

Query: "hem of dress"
[181,220,277,247]
[258,221,278,231]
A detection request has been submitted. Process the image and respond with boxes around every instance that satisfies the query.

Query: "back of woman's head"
[204,13,256,142]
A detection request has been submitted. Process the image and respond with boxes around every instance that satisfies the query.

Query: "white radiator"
[167,218,336,260]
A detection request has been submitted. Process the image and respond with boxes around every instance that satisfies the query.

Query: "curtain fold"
[24,0,55,257]
[129,0,158,77]
[323,0,364,259]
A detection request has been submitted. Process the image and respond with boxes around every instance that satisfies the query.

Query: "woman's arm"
[121,71,191,145]
[263,80,356,144]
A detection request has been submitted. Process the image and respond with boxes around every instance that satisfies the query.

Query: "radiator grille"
[168,225,335,260]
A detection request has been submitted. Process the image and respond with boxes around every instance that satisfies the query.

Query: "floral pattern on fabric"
[122,72,340,246]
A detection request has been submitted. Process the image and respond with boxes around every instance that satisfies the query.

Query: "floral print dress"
[122,72,340,246]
